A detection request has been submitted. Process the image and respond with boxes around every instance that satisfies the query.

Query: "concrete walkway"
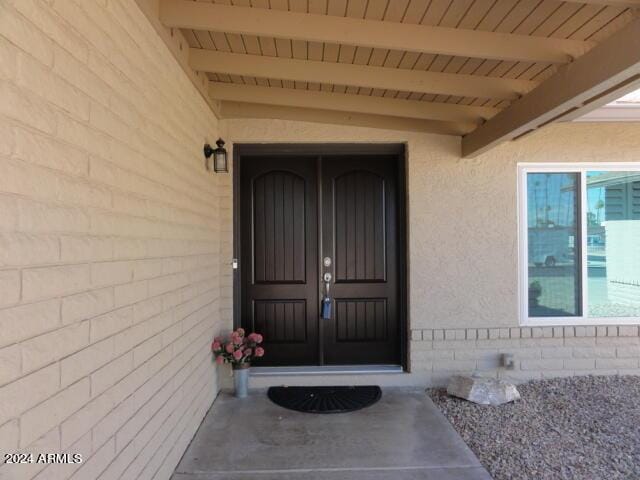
[172,389,492,480]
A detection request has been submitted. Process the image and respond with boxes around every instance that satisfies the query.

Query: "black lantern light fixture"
[204,138,228,173]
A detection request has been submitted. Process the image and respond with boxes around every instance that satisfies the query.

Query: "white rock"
[447,375,521,406]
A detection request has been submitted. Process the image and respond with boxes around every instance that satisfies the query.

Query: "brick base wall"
[0,1,231,479]
[411,326,640,385]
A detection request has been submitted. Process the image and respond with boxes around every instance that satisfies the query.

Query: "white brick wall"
[411,326,640,385]
[0,1,231,479]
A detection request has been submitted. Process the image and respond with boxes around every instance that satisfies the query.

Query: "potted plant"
[211,328,264,398]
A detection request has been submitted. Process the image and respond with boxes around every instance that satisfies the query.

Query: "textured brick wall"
[0,1,232,479]
[411,326,640,385]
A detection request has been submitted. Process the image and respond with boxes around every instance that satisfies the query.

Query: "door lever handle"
[321,272,332,320]
[323,272,332,296]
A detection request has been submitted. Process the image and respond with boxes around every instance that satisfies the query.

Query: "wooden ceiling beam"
[560,0,640,7]
[160,0,592,63]
[190,49,535,101]
[462,18,640,158]
[220,101,475,136]
[209,82,499,124]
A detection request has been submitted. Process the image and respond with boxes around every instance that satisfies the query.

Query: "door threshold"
[250,365,404,376]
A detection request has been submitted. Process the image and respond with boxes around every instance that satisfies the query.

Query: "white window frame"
[518,162,640,326]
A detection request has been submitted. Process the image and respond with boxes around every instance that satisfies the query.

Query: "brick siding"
[0,0,232,478]
[411,326,640,385]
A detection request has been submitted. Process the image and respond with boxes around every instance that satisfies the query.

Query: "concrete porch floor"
[172,389,492,480]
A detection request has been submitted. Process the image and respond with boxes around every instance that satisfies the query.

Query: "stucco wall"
[224,118,640,383]
[0,1,231,479]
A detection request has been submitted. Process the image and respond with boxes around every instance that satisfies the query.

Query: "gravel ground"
[428,375,640,480]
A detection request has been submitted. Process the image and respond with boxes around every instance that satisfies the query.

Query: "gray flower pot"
[233,365,250,398]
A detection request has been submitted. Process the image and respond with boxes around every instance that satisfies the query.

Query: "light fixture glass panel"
[214,151,227,172]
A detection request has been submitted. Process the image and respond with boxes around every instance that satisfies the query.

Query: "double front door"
[239,151,403,366]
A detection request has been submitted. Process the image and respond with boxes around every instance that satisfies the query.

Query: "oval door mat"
[267,385,382,414]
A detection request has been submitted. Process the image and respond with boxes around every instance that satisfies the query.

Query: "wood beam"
[160,0,592,64]
[461,17,640,158]
[190,49,534,101]
[209,82,499,124]
[561,0,640,7]
[220,101,474,136]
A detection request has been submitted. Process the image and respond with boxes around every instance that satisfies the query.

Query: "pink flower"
[244,348,252,357]
[212,341,221,351]
[248,333,263,344]
[225,343,234,354]
[255,347,265,357]
[215,356,224,365]
[236,328,245,337]
[233,349,243,360]
[233,336,243,345]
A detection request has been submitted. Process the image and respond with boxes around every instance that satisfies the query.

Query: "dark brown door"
[240,153,401,366]
[240,156,319,365]
[320,155,399,364]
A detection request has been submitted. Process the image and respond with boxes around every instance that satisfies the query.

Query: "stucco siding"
[224,118,640,383]
[0,1,231,479]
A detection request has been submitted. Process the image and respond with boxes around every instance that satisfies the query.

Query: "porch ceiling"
[156,0,640,156]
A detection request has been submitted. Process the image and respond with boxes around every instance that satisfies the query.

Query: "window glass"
[527,173,580,317]
[587,171,640,317]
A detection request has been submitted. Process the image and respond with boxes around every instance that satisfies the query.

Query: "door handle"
[321,272,332,320]
[323,272,332,296]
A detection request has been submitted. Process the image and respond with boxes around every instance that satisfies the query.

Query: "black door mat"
[267,386,382,413]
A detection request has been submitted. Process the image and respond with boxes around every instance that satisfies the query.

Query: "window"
[519,164,640,325]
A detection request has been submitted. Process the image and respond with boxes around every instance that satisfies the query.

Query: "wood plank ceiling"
[158,0,639,155]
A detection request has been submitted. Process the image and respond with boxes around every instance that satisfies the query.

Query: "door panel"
[321,156,400,365]
[241,156,319,365]
[254,300,308,343]
[334,171,386,282]
[253,171,307,283]
[335,299,387,341]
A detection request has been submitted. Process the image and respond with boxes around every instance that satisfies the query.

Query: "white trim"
[574,105,640,122]
[517,162,640,326]
[580,170,588,319]
[521,317,640,327]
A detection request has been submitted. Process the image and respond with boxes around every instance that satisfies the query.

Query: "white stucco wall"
[224,119,640,329]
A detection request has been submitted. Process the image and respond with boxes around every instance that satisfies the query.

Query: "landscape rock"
[446,375,521,406]
[430,376,640,480]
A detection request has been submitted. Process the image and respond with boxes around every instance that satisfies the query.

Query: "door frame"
[232,143,409,371]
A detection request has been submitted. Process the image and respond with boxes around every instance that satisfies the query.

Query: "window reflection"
[587,171,640,317]
[527,173,580,317]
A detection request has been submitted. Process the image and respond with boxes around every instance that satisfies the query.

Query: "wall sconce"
[204,139,228,173]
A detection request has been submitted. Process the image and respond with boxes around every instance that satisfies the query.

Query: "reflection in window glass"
[587,171,640,317]
[527,173,580,317]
